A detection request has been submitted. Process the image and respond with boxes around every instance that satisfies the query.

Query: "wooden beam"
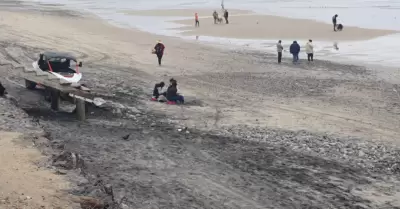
[76,98,86,121]
[50,89,60,111]
[21,74,93,99]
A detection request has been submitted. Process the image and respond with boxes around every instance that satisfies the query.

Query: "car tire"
[25,79,36,90]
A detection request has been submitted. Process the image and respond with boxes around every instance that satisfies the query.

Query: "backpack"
[155,44,163,54]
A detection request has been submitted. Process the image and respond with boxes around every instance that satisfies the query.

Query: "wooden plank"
[17,68,94,100]
[24,68,35,73]
[47,75,60,80]
[35,71,49,76]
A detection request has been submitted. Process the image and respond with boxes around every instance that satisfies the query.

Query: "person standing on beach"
[289,41,300,64]
[305,39,314,62]
[213,11,218,24]
[332,14,338,31]
[154,40,165,66]
[195,13,199,27]
[277,40,283,64]
[224,10,229,24]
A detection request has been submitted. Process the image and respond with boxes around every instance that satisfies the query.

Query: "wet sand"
[122,8,252,17]
[173,13,397,41]
[125,8,398,41]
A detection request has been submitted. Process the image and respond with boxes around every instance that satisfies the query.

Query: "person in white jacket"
[305,39,314,62]
[277,40,283,63]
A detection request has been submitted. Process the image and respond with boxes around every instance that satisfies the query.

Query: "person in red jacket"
[154,40,165,66]
[195,12,199,27]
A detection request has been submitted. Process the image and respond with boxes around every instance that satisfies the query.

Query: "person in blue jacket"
[290,41,300,64]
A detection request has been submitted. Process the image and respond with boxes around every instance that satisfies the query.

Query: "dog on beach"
[217,17,223,24]
[336,23,343,31]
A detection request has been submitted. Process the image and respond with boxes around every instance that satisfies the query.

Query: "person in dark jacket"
[332,14,338,31]
[152,82,165,100]
[289,41,300,63]
[154,40,165,66]
[166,80,184,104]
[213,10,218,24]
[223,10,229,24]
[162,78,175,97]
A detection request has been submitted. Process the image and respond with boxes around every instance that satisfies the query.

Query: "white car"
[26,51,83,89]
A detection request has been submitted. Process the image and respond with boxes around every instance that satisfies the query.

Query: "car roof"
[43,51,77,61]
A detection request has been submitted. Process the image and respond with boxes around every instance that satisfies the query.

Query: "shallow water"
[23,0,400,67]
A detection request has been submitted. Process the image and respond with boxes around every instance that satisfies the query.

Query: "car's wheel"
[25,79,36,90]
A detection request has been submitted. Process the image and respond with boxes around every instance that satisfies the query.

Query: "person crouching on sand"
[195,12,199,27]
[277,40,283,64]
[290,41,300,64]
[154,40,165,66]
[152,81,165,101]
[305,39,314,62]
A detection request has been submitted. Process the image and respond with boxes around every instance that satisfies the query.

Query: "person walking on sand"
[332,14,338,31]
[224,10,229,24]
[213,10,218,24]
[305,39,314,62]
[195,12,199,27]
[277,40,283,64]
[289,41,300,64]
[154,40,165,66]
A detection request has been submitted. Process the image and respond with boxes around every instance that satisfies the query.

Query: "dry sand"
[0,3,400,208]
[0,132,72,208]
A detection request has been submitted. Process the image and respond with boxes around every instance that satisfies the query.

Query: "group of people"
[212,10,229,24]
[275,14,343,64]
[152,78,184,104]
[151,13,344,102]
[276,40,315,64]
[193,10,229,27]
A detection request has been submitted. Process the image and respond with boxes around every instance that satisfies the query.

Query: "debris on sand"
[121,134,131,140]
[71,196,107,209]
[52,151,85,170]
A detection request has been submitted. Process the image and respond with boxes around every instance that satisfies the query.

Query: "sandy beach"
[174,14,397,41]
[125,9,398,41]
[0,1,400,208]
